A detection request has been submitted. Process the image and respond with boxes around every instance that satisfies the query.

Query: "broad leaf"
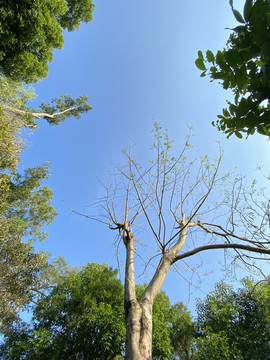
[195,58,206,71]
[244,0,253,21]
[198,50,204,60]
[206,50,215,63]
[235,131,243,138]
[232,9,245,23]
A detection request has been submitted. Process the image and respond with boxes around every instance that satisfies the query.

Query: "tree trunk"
[123,224,153,359]
[123,220,188,359]
[125,298,153,359]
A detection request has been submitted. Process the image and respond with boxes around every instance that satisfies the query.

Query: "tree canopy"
[0,0,95,83]
[196,0,270,138]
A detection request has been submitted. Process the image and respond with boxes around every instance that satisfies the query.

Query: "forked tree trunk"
[123,219,188,359]
[124,224,153,359]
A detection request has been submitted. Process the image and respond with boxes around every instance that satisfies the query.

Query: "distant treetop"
[0,0,95,83]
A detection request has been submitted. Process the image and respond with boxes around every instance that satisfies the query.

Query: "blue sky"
[22,0,270,312]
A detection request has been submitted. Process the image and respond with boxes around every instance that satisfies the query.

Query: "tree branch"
[172,243,270,264]
[2,104,79,119]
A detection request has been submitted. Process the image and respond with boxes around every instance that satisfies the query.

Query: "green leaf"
[195,58,206,71]
[215,50,225,66]
[206,50,215,63]
[225,50,238,67]
[229,103,237,115]
[198,50,204,60]
[232,25,246,33]
[235,131,243,138]
[232,9,246,23]
[244,0,253,21]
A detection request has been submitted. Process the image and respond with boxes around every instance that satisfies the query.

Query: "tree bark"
[123,223,187,359]
[123,219,189,359]
[124,224,154,359]
[1,104,78,119]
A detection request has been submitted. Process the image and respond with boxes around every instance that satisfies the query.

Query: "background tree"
[195,278,270,360]
[195,0,270,138]
[82,123,270,359]
[0,0,95,83]
[170,302,195,360]
[0,263,125,360]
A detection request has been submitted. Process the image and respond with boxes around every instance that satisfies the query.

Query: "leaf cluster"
[196,0,270,138]
[40,94,92,125]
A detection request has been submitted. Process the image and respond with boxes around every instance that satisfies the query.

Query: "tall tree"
[195,279,270,360]
[196,0,270,138]
[0,0,95,83]
[81,124,270,359]
[0,74,91,325]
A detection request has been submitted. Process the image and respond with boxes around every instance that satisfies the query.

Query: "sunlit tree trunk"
[124,223,153,359]
[123,221,187,359]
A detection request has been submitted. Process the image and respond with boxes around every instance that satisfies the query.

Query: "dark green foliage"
[171,302,195,360]
[196,0,270,138]
[1,164,56,242]
[0,0,95,83]
[0,263,125,360]
[195,279,270,360]
[0,0,92,327]
[31,263,125,360]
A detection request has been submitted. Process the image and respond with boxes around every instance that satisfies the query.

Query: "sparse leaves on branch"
[82,124,270,358]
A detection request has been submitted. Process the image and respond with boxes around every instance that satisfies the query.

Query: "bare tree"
[79,124,270,359]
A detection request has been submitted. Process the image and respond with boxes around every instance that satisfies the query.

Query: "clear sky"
[22,0,270,313]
